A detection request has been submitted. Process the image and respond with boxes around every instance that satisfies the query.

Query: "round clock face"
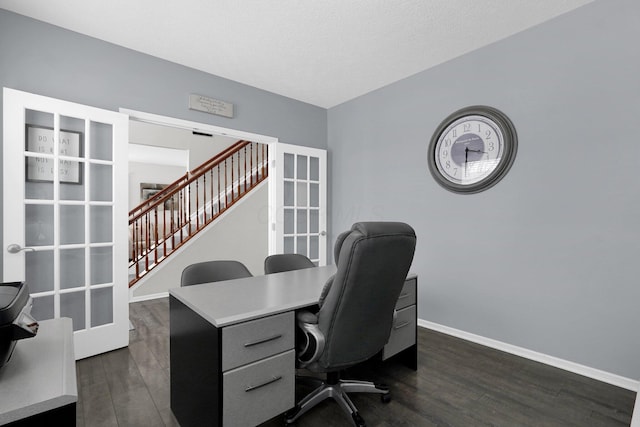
[428,106,517,194]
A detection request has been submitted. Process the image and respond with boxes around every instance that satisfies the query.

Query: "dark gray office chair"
[264,253,315,274]
[180,260,252,286]
[285,222,416,427]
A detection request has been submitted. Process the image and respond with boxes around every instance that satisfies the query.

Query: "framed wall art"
[25,125,83,184]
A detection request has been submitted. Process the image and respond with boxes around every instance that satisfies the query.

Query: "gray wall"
[328,0,640,379]
[0,9,327,277]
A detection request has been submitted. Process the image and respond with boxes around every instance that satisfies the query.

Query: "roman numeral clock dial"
[428,106,517,194]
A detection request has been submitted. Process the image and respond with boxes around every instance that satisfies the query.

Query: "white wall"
[129,120,239,170]
[131,182,269,299]
[128,161,186,210]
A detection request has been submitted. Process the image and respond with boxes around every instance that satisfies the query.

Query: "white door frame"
[121,109,282,283]
[120,109,279,145]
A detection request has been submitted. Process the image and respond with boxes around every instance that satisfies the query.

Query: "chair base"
[285,372,390,426]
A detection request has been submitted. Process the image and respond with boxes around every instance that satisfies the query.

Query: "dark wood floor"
[75,297,635,426]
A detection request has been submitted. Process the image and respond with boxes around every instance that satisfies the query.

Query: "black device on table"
[0,282,39,369]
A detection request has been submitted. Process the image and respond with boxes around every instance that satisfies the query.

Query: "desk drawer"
[222,350,295,427]
[222,311,294,371]
[383,305,416,360]
[396,278,416,310]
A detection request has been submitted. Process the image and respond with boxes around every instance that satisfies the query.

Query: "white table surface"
[169,265,337,327]
[0,318,76,425]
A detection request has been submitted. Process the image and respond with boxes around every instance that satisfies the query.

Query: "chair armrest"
[296,310,325,368]
[297,311,318,324]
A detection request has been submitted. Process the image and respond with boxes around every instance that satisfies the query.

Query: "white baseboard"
[129,291,169,303]
[418,319,639,391]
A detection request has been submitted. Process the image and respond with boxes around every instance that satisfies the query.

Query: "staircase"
[128,140,268,287]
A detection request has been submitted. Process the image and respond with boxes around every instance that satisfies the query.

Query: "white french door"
[3,88,129,359]
[269,143,327,265]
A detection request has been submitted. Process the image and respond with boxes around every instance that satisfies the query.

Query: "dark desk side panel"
[170,296,221,427]
[5,403,76,427]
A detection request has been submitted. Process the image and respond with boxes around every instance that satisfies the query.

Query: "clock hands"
[464,147,468,176]
[465,147,486,177]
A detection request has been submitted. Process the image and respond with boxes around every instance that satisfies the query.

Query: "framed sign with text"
[25,125,83,184]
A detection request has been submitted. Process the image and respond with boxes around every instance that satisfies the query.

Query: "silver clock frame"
[427,105,517,194]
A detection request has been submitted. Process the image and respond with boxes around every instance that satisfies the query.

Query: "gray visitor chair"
[285,222,416,426]
[180,260,252,286]
[264,253,315,274]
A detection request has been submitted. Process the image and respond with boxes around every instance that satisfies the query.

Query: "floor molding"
[129,291,169,303]
[418,319,638,391]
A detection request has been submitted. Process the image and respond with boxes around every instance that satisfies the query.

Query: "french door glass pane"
[25,204,53,246]
[25,174,54,200]
[25,250,54,293]
[61,291,85,331]
[60,248,85,290]
[60,205,85,244]
[284,181,294,206]
[90,163,112,202]
[284,153,294,179]
[284,209,294,234]
[296,183,307,207]
[284,237,294,253]
[309,210,319,233]
[310,236,319,260]
[60,115,84,135]
[90,121,113,161]
[59,180,85,201]
[297,209,307,233]
[90,247,113,285]
[297,155,307,180]
[310,157,319,181]
[90,206,112,243]
[310,183,319,208]
[31,295,54,322]
[296,236,307,256]
[91,287,113,326]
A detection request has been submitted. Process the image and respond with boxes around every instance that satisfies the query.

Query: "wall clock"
[427,105,517,194]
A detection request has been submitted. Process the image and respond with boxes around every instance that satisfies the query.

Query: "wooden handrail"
[129,140,251,219]
[128,140,268,287]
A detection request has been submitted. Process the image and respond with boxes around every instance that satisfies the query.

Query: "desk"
[169,265,417,427]
[0,318,77,426]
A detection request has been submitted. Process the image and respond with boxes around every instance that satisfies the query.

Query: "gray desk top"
[0,318,77,425]
[170,265,338,327]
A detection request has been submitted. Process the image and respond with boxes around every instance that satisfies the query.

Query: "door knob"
[7,244,35,254]
[320,231,327,236]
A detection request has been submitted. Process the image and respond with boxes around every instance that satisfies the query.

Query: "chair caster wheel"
[381,393,391,403]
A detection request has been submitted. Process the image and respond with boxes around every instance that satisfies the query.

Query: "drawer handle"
[398,293,411,299]
[244,334,283,348]
[245,375,283,392]
[394,321,410,330]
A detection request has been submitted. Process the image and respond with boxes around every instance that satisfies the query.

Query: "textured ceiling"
[0,0,593,108]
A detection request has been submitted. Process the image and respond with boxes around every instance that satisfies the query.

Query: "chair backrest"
[264,254,315,274]
[316,222,416,370]
[180,260,253,286]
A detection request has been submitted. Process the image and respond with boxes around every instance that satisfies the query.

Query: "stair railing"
[128,140,268,287]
